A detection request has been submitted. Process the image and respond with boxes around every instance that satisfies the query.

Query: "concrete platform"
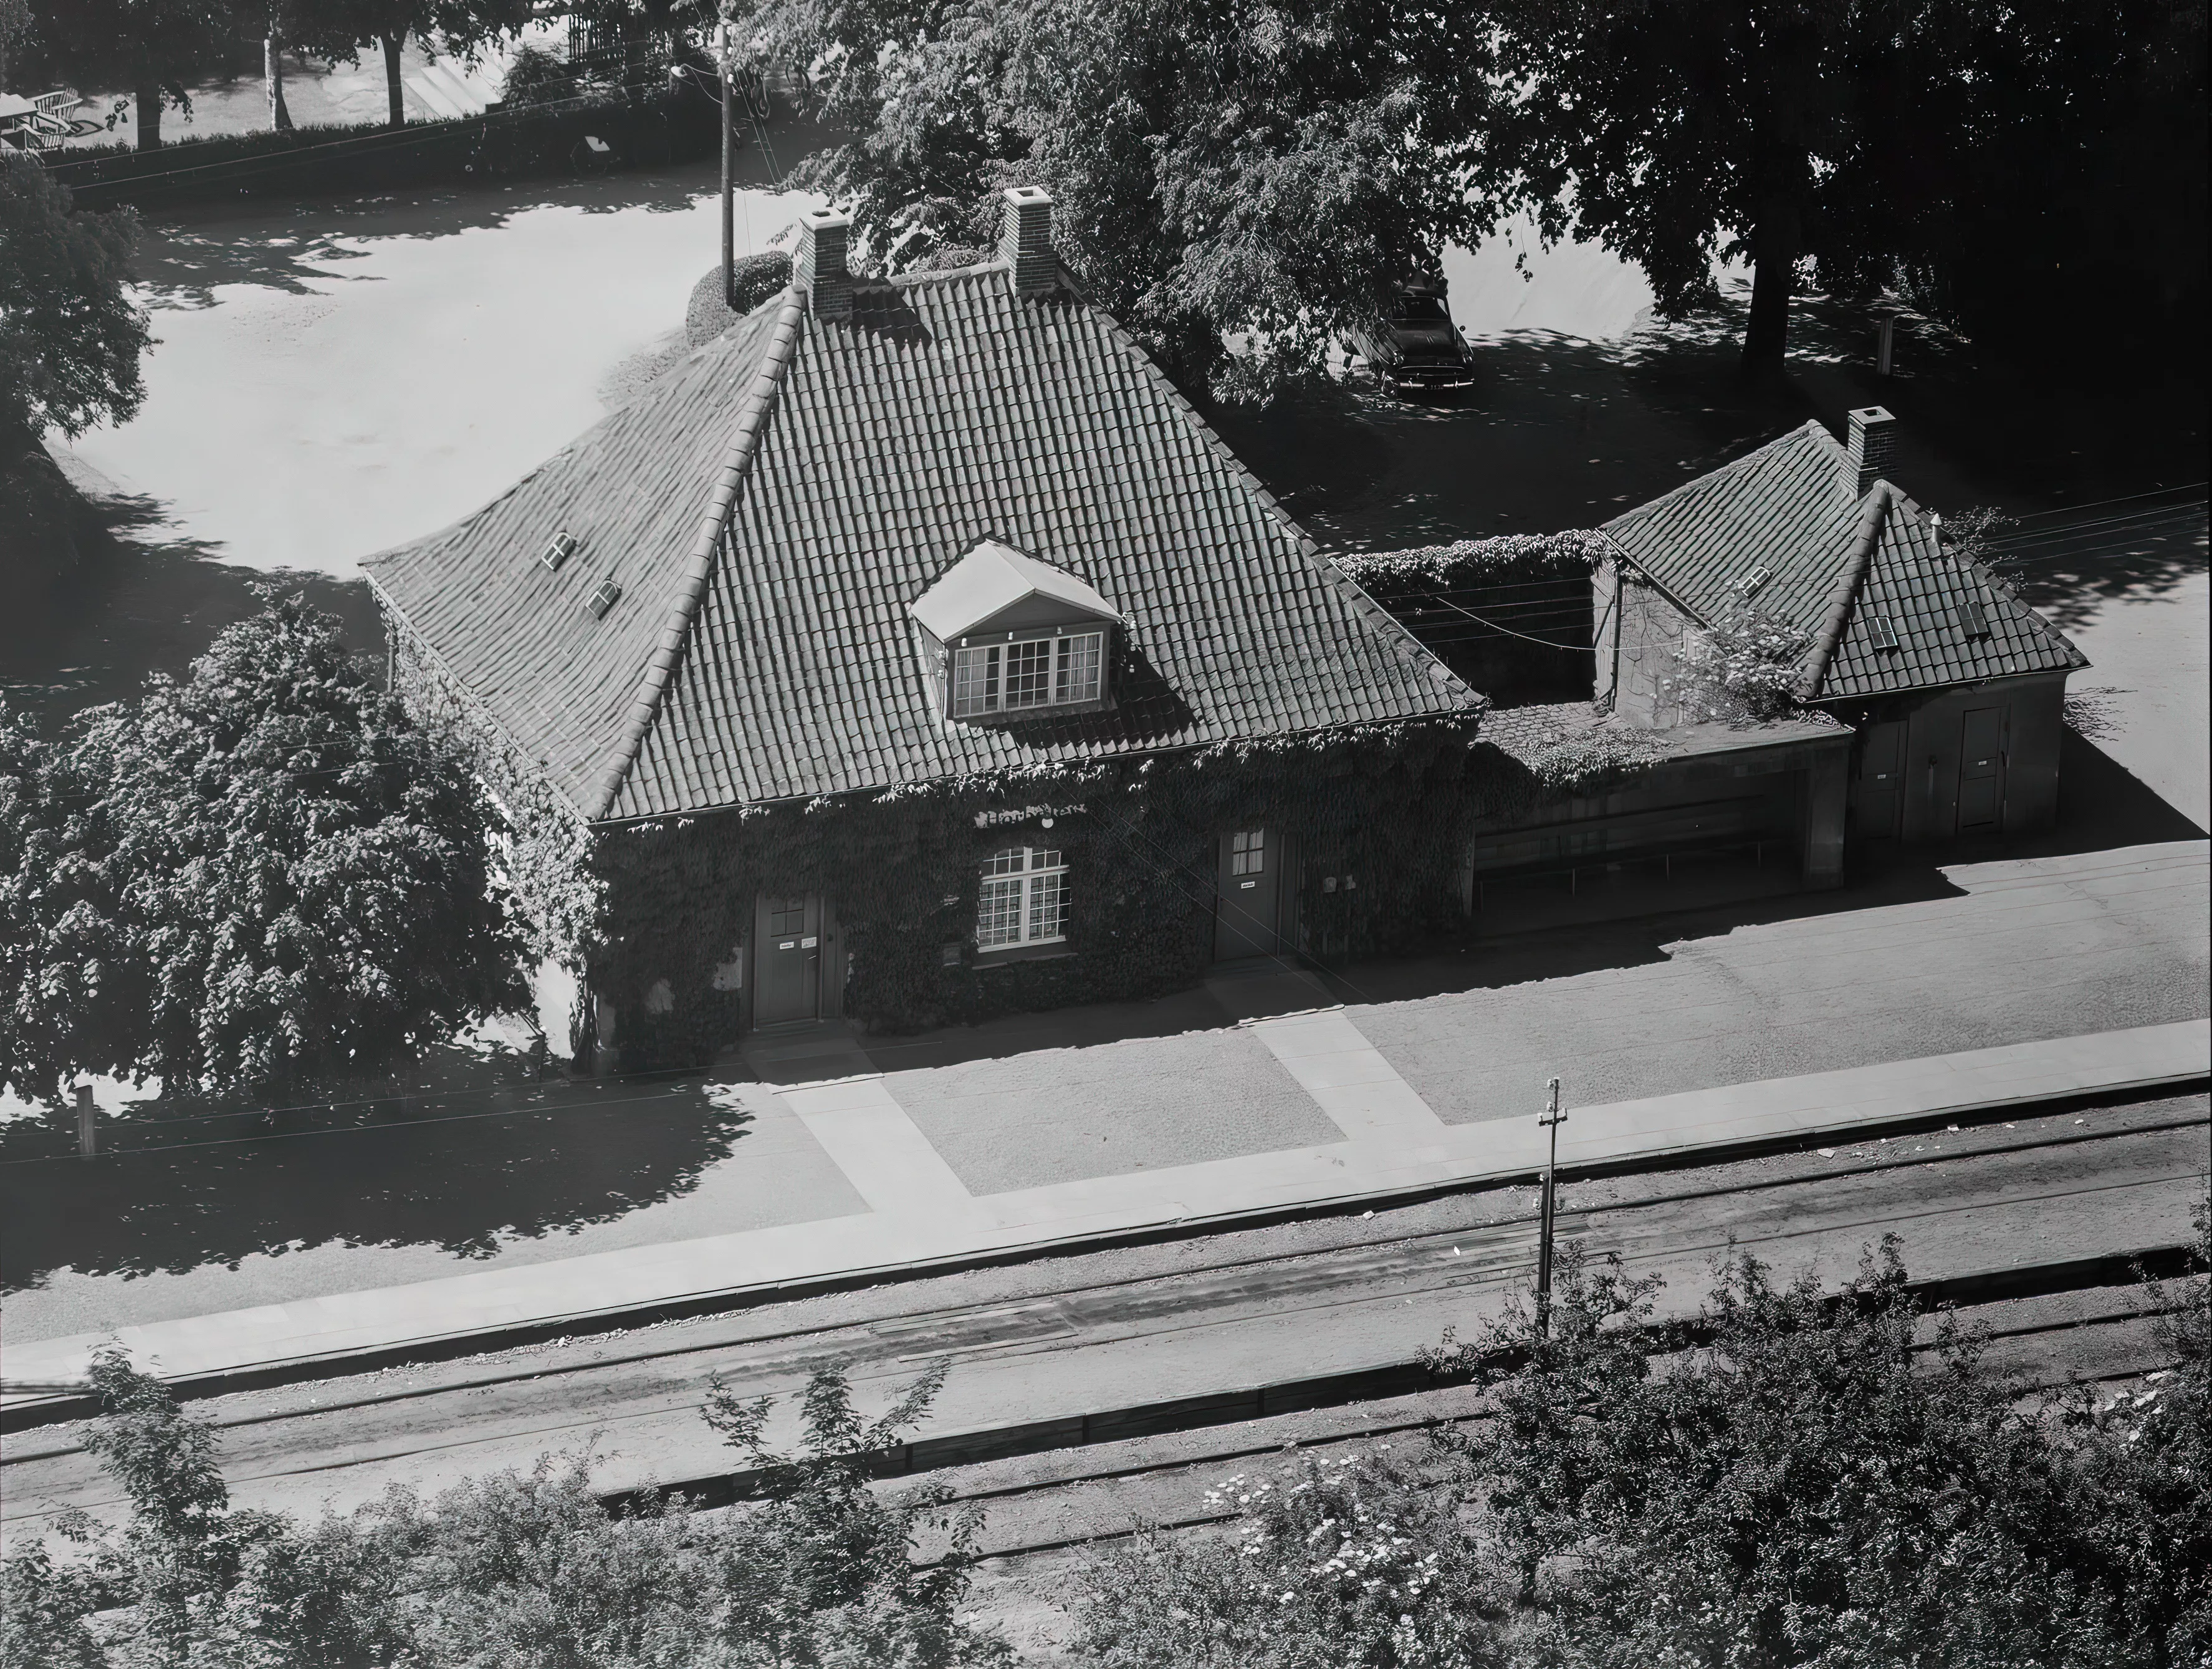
[3,1017,2201,1413]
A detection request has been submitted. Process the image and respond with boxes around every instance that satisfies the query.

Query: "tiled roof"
[368,266,1477,822]
[363,303,793,815]
[1480,700,1843,773]
[1602,422,2084,702]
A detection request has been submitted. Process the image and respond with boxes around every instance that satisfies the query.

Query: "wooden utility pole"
[717,21,735,310]
[1536,1076,1564,1335]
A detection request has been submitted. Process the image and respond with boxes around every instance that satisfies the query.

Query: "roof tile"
[371,269,1477,821]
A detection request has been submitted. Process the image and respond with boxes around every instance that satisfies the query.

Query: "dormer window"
[910,538,1122,724]
[952,628,1104,718]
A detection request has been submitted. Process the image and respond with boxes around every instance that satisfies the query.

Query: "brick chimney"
[998,185,1056,295]
[794,206,852,321]
[1848,406,1896,498]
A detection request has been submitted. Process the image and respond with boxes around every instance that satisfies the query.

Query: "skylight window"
[589,579,622,618]
[1956,599,1989,638]
[1735,565,1772,595]
[542,532,578,573]
[1869,616,1902,652]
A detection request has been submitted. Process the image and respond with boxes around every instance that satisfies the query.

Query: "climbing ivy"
[1336,531,1609,705]
[587,719,1482,1065]
[390,569,1630,1070]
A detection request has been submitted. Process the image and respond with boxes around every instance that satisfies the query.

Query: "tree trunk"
[266,31,294,132]
[134,83,163,150]
[1741,197,1800,379]
[383,34,405,128]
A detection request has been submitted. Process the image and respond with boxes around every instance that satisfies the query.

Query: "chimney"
[1847,406,1896,498]
[998,185,1056,295]
[794,206,852,321]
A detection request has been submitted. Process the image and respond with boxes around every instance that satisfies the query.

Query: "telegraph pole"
[717,20,735,310]
[1536,1076,1564,1335]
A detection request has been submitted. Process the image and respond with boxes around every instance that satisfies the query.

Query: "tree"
[0,154,149,463]
[737,0,1489,400]
[701,1357,1007,1664]
[0,591,529,1108]
[26,0,236,150]
[0,152,148,569]
[1467,0,1918,378]
[295,0,530,130]
[1883,0,2208,383]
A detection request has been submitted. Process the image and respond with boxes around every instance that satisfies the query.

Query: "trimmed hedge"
[41,90,720,213]
[684,251,793,345]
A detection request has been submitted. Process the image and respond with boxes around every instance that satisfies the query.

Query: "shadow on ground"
[1316,727,2202,1013]
[0,505,381,733]
[1209,281,2206,569]
[125,129,820,310]
[0,1067,752,1291]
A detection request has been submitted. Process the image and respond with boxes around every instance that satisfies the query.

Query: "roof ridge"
[587,289,808,820]
[1796,483,1892,700]
[1606,419,1835,536]
[889,257,1012,287]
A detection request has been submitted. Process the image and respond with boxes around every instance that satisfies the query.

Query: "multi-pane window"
[1230,828,1265,876]
[976,847,1068,950]
[951,632,1104,719]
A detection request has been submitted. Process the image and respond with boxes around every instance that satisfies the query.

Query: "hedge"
[39,89,721,213]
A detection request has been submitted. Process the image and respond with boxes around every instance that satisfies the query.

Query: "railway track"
[3,1092,2203,1542]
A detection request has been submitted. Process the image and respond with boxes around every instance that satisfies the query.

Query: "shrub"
[500,42,583,110]
[1663,605,1809,724]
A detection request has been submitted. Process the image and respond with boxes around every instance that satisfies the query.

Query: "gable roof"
[909,538,1122,642]
[1602,421,2084,703]
[366,265,1477,822]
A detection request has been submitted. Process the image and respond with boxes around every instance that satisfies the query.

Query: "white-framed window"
[952,631,1104,719]
[976,846,1068,950]
[1230,827,1265,875]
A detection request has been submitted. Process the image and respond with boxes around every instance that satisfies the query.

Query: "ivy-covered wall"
[587,720,1481,1067]
[383,601,1489,1065]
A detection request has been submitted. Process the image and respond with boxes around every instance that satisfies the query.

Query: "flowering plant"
[1072,1450,1506,1668]
[1663,605,1809,724]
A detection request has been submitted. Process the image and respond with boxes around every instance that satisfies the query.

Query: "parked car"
[1343,278,1475,396]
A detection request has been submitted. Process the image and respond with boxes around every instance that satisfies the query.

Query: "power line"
[1422,595,1597,651]
[2001,483,2208,524]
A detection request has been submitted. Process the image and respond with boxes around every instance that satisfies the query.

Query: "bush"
[2,1349,1010,1667]
[500,42,582,110]
[1662,605,1809,724]
[686,251,795,344]
[1073,1450,1507,1668]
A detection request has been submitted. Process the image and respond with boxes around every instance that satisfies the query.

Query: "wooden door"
[752,893,821,1026]
[1854,721,1905,840]
[1956,707,2006,831]
[1214,827,1281,961]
